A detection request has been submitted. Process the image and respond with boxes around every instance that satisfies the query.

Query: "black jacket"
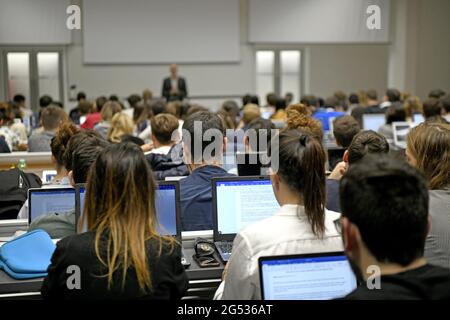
[146,143,188,180]
[162,77,187,101]
[41,231,188,300]
[344,264,450,300]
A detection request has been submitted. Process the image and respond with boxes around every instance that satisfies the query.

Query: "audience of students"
[327,130,390,212]
[406,123,450,268]
[28,106,68,152]
[1,86,449,300]
[180,111,234,231]
[340,154,450,299]
[41,142,188,299]
[215,130,342,299]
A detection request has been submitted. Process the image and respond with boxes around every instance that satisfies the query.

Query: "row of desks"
[0,228,224,299]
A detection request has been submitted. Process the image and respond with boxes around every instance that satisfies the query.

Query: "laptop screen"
[215,178,279,236]
[29,188,75,223]
[76,183,178,237]
[362,114,385,131]
[260,253,357,300]
[155,183,178,237]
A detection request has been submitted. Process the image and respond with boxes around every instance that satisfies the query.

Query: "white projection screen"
[83,0,240,64]
[249,0,390,43]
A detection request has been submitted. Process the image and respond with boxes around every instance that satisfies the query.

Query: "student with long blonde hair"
[42,143,188,299]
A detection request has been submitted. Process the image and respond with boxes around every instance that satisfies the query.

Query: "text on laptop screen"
[30,189,75,222]
[362,114,385,131]
[261,255,357,300]
[78,185,177,236]
[155,184,178,236]
[216,179,279,235]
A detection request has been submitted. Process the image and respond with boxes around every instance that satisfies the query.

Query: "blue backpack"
[0,229,56,279]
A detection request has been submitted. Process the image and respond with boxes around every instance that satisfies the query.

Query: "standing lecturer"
[162,64,188,101]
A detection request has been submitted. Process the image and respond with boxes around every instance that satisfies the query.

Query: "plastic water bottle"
[18,159,27,171]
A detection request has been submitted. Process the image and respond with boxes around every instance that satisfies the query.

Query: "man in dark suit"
[162,64,188,101]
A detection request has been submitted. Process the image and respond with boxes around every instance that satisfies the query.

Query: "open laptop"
[236,151,270,176]
[28,187,76,225]
[75,181,189,267]
[362,113,385,131]
[259,252,357,300]
[392,122,411,149]
[41,170,57,183]
[212,176,280,262]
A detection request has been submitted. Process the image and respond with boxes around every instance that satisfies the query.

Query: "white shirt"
[149,145,172,155]
[215,204,343,300]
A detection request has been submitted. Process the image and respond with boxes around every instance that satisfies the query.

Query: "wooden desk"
[0,152,53,176]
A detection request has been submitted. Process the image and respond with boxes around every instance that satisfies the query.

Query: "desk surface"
[0,247,224,296]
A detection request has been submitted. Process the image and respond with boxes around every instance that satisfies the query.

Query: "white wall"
[415,0,450,98]
[0,0,70,44]
[307,44,388,98]
[66,0,391,107]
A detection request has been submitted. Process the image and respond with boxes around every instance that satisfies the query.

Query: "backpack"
[0,168,42,219]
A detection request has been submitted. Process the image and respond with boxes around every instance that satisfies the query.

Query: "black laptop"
[211,176,279,262]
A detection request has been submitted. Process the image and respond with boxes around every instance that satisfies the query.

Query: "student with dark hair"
[284,92,294,105]
[406,123,450,268]
[422,98,444,120]
[17,123,80,220]
[250,95,259,106]
[244,118,275,153]
[361,89,383,116]
[270,98,287,120]
[428,89,446,99]
[380,88,401,110]
[261,93,277,119]
[242,94,252,107]
[13,94,32,120]
[327,130,389,212]
[333,116,361,149]
[300,95,319,114]
[216,130,342,300]
[180,111,234,231]
[347,93,360,115]
[39,95,53,109]
[29,130,109,238]
[42,143,188,299]
[340,154,450,299]
[378,102,407,141]
[28,106,68,152]
[69,92,87,124]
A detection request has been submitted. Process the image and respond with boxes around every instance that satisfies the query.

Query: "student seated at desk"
[215,130,342,300]
[41,143,188,299]
[28,106,68,152]
[180,111,234,231]
[326,130,389,212]
[145,113,188,180]
[340,155,450,299]
[17,123,80,219]
[29,131,109,238]
[406,123,450,268]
